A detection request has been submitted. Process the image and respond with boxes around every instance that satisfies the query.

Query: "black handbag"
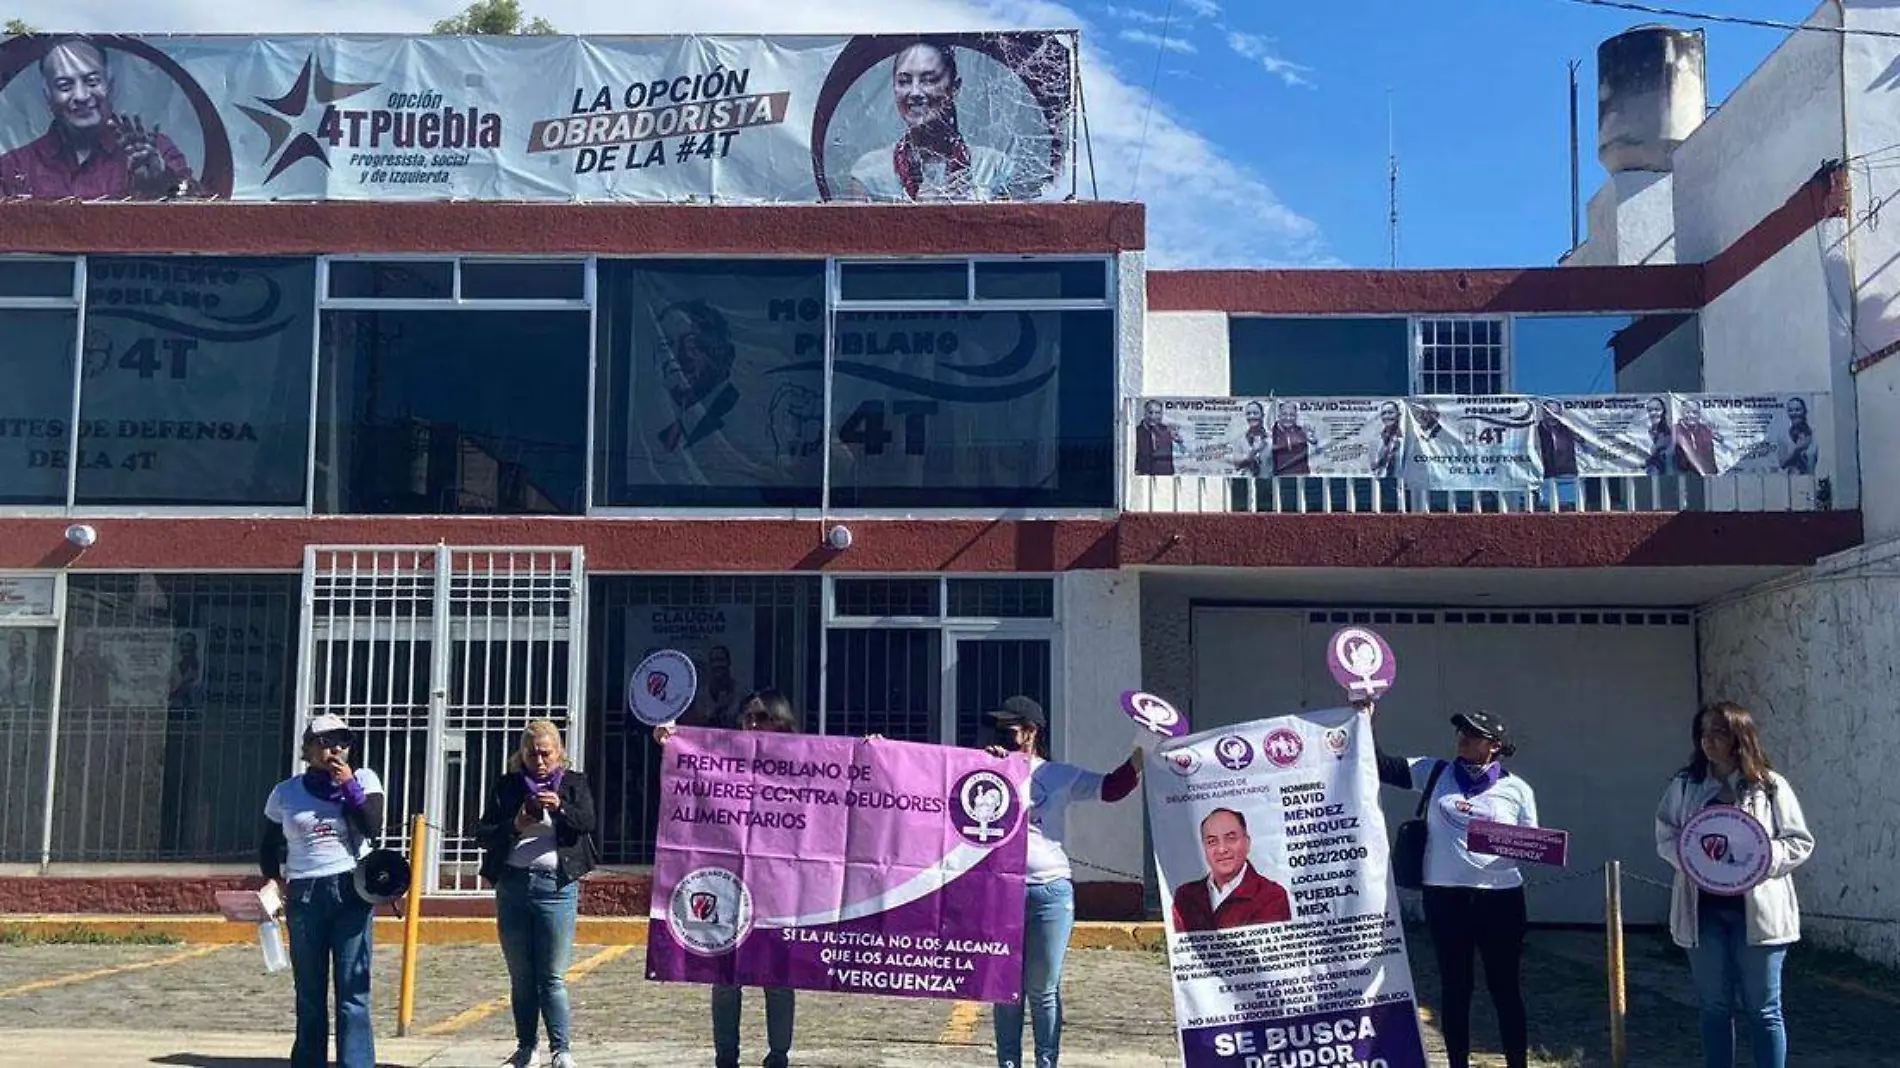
[1391,760,1447,891]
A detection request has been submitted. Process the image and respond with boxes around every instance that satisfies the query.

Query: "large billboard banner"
[0,32,1075,204]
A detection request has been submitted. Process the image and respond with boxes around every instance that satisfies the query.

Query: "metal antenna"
[1387,90,1399,269]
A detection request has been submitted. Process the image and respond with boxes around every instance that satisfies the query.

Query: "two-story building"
[0,18,1891,965]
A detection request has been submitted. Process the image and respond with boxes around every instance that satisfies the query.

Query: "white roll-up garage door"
[1191,605,1698,925]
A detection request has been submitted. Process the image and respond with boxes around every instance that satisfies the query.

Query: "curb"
[0,915,1169,949]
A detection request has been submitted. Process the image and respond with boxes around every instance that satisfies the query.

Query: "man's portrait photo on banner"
[0,34,232,200]
[811,32,1070,204]
[1169,806,1293,933]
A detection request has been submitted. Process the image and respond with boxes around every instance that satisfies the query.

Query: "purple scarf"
[1452,760,1505,797]
[522,767,565,797]
[302,769,367,809]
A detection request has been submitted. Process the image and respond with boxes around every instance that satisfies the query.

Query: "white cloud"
[1226,30,1315,88]
[1102,4,1172,25]
[1181,0,1221,18]
[1119,28,1195,54]
[2,0,1327,266]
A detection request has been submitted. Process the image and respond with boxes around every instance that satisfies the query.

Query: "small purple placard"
[1121,690,1189,738]
[1467,819,1569,867]
[1327,626,1397,698]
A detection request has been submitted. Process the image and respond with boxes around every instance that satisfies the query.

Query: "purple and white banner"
[648,727,1029,1003]
[1133,397,1402,480]
[1669,393,1818,476]
[0,32,1074,204]
[1147,706,1428,1068]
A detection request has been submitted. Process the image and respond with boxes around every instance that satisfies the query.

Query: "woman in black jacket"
[476,719,597,1068]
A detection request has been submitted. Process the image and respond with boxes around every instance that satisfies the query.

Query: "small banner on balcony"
[1136,392,1823,490]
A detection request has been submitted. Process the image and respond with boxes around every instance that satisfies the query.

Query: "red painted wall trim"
[0,517,1120,573]
[1702,163,1849,304]
[0,511,1861,573]
[1146,265,1703,316]
[0,201,1146,256]
[1118,511,1863,570]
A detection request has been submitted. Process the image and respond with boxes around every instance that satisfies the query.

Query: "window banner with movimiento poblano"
[648,728,1029,1003]
[1147,705,1429,1068]
[0,32,1074,203]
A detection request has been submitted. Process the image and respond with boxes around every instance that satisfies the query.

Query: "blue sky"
[2,0,1833,268]
[1089,0,1827,268]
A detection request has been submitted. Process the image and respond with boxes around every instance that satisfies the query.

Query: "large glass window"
[0,307,79,506]
[827,308,1115,508]
[0,612,57,862]
[594,260,827,509]
[52,574,299,862]
[1228,317,1410,397]
[1417,317,1508,395]
[316,309,590,514]
[76,258,316,506]
[586,575,820,865]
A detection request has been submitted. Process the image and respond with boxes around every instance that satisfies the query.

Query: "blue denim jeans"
[711,984,795,1068]
[496,867,580,1055]
[284,871,376,1068]
[1687,905,1788,1068]
[995,878,1076,1068]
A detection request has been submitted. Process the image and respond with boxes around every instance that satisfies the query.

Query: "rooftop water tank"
[1598,25,1707,173]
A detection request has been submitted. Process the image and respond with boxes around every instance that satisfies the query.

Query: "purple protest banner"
[647,728,1029,1003]
[1467,819,1570,867]
[1328,626,1397,699]
[1122,690,1190,738]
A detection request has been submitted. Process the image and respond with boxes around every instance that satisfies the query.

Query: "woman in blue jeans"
[259,714,385,1068]
[1654,701,1814,1068]
[655,689,801,1068]
[477,719,598,1068]
[983,696,1142,1068]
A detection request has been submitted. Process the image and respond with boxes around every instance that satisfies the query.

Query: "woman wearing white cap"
[1364,703,1537,1068]
[259,714,387,1068]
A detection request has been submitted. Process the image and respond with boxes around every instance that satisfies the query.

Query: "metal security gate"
[297,547,585,894]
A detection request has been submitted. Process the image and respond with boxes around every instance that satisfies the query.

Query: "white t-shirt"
[508,810,560,871]
[849,142,1018,202]
[1021,756,1104,885]
[264,770,385,882]
[1407,758,1538,891]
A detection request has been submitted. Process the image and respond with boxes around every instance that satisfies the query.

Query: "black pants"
[1423,885,1528,1068]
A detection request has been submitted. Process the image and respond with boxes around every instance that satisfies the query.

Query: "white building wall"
[1058,570,1147,891]
[1698,537,1900,969]
[1670,5,1843,262]
[1130,309,1234,512]
[1575,171,1678,268]
[1840,0,1900,540]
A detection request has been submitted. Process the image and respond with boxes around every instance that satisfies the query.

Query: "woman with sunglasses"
[1654,701,1813,1068]
[259,714,386,1068]
[1363,702,1538,1068]
[654,689,801,1068]
[475,719,598,1068]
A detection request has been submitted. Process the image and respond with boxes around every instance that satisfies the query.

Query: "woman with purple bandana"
[259,714,386,1068]
[1363,703,1539,1068]
[476,719,598,1068]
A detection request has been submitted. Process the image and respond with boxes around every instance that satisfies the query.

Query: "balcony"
[1124,393,1834,515]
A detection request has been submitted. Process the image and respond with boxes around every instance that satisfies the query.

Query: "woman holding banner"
[1654,701,1813,1068]
[475,720,598,1068]
[1365,702,1537,1068]
[654,690,800,1068]
[984,695,1143,1068]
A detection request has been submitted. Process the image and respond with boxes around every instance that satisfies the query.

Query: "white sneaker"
[551,1053,577,1068]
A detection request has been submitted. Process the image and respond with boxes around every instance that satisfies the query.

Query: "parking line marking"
[938,1000,984,1044]
[422,944,633,1037]
[0,944,228,1000]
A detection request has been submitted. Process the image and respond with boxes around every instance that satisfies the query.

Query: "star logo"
[236,56,379,183]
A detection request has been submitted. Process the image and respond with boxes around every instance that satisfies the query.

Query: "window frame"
[1411,315,1513,397]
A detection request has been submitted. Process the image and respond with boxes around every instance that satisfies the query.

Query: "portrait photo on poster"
[810,32,1071,203]
[0,34,232,199]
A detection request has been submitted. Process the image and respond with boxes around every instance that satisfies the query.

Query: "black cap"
[989,695,1047,729]
[1451,710,1515,754]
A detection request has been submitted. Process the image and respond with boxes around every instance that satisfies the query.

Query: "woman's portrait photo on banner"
[810,32,1070,204]
[0,34,232,200]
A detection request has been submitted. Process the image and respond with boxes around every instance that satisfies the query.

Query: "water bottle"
[258,919,290,974]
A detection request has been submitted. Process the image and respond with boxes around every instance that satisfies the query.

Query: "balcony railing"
[1124,394,1832,516]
